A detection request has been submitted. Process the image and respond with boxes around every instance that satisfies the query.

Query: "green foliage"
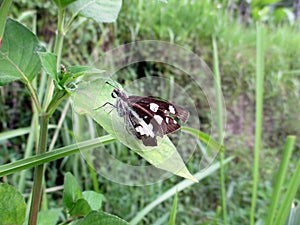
[69,0,122,23]
[63,172,126,223]
[0,18,45,85]
[168,191,178,225]
[0,0,299,224]
[0,183,26,225]
[37,209,62,225]
[75,211,130,225]
[53,0,77,9]
[38,52,58,81]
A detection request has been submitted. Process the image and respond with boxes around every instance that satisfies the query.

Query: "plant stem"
[28,114,49,225]
[250,22,265,225]
[212,36,227,224]
[28,8,66,225]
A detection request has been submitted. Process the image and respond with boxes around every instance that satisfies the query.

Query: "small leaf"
[75,211,130,225]
[37,209,62,225]
[70,199,91,217]
[0,18,45,86]
[63,172,83,211]
[38,52,58,81]
[83,191,104,211]
[72,77,198,182]
[0,183,26,225]
[69,0,122,23]
[52,0,77,9]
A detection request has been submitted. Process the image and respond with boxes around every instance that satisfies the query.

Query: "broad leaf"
[83,191,104,211]
[71,77,198,182]
[0,18,45,86]
[69,0,122,23]
[0,183,26,225]
[75,211,130,225]
[70,199,91,217]
[63,172,83,211]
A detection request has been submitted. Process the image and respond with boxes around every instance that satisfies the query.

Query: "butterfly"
[98,82,189,146]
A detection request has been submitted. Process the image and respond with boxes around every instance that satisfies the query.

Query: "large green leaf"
[71,77,197,182]
[0,183,26,225]
[75,211,130,225]
[69,0,122,23]
[0,18,45,86]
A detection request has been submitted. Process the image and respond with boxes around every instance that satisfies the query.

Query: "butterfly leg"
[94,102,116,114]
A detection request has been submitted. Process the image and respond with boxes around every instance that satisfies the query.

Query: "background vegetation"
[0,0,300,224]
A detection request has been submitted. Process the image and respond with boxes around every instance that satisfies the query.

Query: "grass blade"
[250,22,265,225]
[129,156,234,225]
[212,36,227,224]
[265,136,296,224]
[0,135,116,177]
[168,191,178,225]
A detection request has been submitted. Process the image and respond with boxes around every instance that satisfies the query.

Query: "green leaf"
[0,183,26,225]
[83,191,104,211]
[181,126,224,152]
[38,52,58,81]
[70,199,91,217]
[0,18,45,86]
[69,0,122,23]
[75,211,130,225]
[0,0,12,43]
[63,172,83,211]
[71,77,198,182]
[37,209,62,225]
[0,135,116,177]
[52,0,77,9]
[168,191,178,225]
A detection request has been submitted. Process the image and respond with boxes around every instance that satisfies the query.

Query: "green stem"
[212,36,227,224]
[28,114,49,225]
[42,9,65,109]
[28,8,66,225]
[250,22,265,225]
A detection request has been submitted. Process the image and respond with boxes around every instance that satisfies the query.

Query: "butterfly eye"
[111,90,118,98]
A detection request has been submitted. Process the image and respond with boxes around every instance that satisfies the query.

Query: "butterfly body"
[110,88,189,146]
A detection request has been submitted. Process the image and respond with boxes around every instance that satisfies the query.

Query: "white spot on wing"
[169,105,176,114]
[166,117,169,123]
[135,121,154,137]
[150,103,159,112]
[154,115,163,124]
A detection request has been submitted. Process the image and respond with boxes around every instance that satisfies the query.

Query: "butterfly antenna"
[105,81,118,89]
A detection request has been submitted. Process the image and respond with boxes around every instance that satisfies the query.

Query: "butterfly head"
[111,89,120,98]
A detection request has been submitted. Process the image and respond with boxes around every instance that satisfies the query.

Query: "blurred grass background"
[1,0,300,224]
